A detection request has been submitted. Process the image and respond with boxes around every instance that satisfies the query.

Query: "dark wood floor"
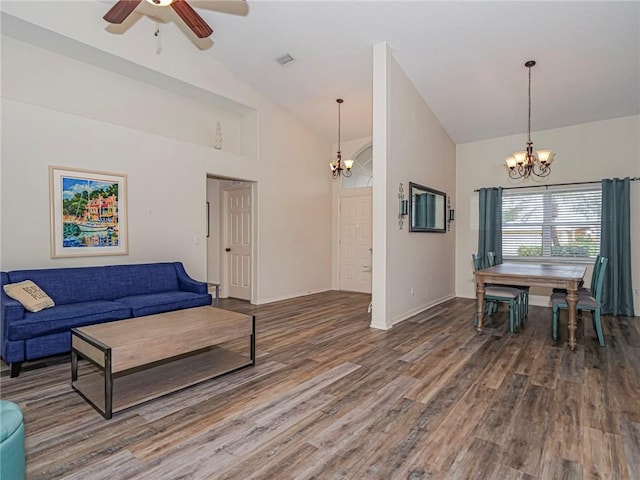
[1,292,639,479]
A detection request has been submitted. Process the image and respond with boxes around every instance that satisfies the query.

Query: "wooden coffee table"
[71,306,255,419]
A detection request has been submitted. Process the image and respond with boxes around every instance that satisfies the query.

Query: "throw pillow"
[3,280,55,312]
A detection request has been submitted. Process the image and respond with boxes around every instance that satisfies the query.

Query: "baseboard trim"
[254,288,333,305]
[390,294,457,327]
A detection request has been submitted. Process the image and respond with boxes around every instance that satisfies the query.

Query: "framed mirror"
[409,182,446,233]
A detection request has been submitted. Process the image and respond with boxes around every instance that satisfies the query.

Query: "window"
[342,144,373,189]
[502,186,601,260]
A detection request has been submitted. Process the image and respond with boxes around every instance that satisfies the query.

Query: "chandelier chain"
[330,98,352,178]
[337,100,341,155]
[528,64,532,143]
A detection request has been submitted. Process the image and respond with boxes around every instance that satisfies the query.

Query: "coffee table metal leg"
[71,349,78,382]
[104,348,113,420]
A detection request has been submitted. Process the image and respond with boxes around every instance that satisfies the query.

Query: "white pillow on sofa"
[3,280,55,313]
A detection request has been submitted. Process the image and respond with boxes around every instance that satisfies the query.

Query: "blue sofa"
[1,262,212,377]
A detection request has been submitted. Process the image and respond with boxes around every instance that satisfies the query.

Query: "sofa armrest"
[173,262,208,294]
[2,297,25,322]
[1,273,26,325]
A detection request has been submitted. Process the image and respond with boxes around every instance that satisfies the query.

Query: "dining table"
[474,262,587,351]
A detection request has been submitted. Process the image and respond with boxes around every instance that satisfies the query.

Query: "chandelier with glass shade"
[505,61,556,179]
[329,99,354,179]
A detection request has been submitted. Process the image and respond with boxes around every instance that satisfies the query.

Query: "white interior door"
[225,186,252,300]
[339,194,372,293]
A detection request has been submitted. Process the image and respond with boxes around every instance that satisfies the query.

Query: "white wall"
[1,4,333,304]
[456,115,640,315]
[372,43,456,329]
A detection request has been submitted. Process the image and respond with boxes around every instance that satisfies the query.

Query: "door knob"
[225,248,231,252]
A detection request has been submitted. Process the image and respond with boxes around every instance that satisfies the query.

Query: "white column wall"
[372,42,456,329]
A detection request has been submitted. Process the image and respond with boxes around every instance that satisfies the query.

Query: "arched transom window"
[342,144,373,189]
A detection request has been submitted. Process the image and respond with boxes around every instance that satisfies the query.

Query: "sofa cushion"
[115,291,212,317]
[7,301,132,340]
[3,281,55,313]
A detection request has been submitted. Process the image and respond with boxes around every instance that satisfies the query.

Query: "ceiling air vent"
[276,53,295,66]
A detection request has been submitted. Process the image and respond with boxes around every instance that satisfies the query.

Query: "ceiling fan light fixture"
[146,0,173,6]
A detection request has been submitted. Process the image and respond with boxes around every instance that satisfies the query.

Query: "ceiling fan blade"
[103,0,143,24]
[171,0,213,38]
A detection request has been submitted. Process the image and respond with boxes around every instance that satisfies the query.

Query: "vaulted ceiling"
[197,1,640,144]
[5,1,640,145]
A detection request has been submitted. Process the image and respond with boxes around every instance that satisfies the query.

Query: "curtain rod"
[474,177,640,192]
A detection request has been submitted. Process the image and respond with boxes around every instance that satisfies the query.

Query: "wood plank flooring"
[1,292,639,479]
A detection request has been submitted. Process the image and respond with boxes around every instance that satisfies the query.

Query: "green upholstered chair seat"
[551,294,600,309]
[550,290,595,302]
[0,400,26,480]
[486,286,521,298]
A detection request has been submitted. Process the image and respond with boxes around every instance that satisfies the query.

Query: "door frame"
[207,176,258,304]
[334,186,373,291]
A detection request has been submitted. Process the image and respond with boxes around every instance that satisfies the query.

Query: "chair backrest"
[589,254,602,293]
[487,251,496,267]
[471,253,484,272]
[592,256,608,303]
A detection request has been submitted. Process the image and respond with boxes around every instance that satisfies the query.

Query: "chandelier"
[329,99,354,179]
[505,61,555,179]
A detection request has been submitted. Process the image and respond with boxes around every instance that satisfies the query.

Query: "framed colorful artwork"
[49,166,128,258]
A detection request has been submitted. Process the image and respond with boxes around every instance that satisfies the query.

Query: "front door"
[339,194,372,293]
[225,186,252,300]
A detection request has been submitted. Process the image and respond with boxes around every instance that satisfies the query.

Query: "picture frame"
[49,166,128,258]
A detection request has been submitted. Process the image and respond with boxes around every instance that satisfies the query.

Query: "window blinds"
[502,187,601,259]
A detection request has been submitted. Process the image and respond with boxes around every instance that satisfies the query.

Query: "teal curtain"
[478,187,503,263]
[416,194,428,227]
[426,193,436,228]
[600,177,635,316]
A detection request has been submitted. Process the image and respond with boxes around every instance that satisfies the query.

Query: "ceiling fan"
[103,0,215,38]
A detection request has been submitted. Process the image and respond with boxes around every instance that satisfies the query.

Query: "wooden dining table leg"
[566,283,579,351]
[476,280,486,334]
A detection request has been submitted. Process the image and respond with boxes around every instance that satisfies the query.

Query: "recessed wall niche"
[1,32,257,159]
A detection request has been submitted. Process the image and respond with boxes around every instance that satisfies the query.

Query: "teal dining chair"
[551,256,608,346]
[486,251,529,319]
[553,254,601,297]
[550,254,603,305]
[581,254,602,297]
[472,253,522,333]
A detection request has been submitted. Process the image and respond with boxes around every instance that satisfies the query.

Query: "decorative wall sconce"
[398,183,409,229]
[447,196,455,231]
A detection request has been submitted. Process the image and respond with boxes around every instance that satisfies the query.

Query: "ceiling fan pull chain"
[155,23,162,55]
